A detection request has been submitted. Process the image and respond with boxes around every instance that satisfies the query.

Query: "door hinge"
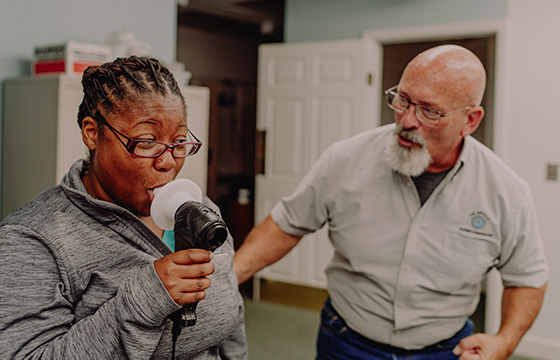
[367,72,373,86]
[255,130,266,175]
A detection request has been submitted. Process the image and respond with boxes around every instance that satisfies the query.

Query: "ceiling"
[177,0,284,32]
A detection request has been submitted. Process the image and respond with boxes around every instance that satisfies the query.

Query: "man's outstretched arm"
[234,215,302,284]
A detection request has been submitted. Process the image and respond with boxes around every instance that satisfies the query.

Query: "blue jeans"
[316,298,474,360]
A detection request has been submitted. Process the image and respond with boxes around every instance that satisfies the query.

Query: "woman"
[0,56,247,359]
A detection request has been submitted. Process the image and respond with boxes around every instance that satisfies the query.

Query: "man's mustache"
[394,124,426,147]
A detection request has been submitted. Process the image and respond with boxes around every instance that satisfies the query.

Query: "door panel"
[270,57,305,86]
[269,99,304,176]
[314,54,354,84]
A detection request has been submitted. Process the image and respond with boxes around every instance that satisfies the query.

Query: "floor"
[242,280,538,360]
[244,298,319,360]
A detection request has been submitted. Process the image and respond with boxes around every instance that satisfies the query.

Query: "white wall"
[500,1,560,357]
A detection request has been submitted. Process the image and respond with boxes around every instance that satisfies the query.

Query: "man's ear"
[460,106,485,138]
[81,116,100,151]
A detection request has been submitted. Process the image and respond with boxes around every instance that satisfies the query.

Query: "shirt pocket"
[435,233,499,293]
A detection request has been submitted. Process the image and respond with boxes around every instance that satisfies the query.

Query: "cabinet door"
[255,39,380,288]
[176,86,210,195]
[2,76,69,218]
[56,76,88,184]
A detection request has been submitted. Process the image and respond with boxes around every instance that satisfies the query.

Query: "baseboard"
[258,279,328,312]
[514,334,560,360]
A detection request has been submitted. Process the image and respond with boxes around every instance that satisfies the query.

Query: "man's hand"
[454,284,547,359]
[453,333,511,360]
[154,249,215,305]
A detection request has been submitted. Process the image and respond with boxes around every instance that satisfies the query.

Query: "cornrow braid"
[77,56,185,129]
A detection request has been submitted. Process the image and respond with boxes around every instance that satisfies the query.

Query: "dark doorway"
[176,1,285,253]
[381,36,495,149]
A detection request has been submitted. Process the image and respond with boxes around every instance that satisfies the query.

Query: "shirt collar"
[448,136,474,179]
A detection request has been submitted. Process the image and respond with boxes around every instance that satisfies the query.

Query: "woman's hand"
[154,249,215,305]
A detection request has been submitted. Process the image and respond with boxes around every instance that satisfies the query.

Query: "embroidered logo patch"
[471,216,486,229]
[470,211,489,229]
[459,211,492,237]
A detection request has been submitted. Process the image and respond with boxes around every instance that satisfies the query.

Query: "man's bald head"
[401,45,487,107]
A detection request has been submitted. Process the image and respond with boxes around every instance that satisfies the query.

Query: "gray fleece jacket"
[0,160,248,359]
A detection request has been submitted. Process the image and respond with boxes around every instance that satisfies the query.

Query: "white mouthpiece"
[150,179,203,230]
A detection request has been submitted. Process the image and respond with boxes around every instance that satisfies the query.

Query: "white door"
[255,38,381,289]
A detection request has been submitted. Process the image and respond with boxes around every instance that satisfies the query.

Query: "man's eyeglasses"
[94,115,202,158]
[384,85,472,125]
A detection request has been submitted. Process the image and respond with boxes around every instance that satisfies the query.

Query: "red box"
[32,41,112,77]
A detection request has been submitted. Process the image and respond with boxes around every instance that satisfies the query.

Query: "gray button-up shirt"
[271,124,548,350]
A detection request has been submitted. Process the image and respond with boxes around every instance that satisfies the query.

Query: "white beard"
[384,125,432,177]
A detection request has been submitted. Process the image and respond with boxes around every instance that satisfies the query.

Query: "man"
[234,45,548,359]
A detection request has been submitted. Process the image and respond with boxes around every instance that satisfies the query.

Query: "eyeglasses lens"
[133,141,199,158]
[388,91,407,112]
[386,90,440,125]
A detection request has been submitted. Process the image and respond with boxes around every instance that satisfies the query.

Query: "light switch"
[546,164,558,181]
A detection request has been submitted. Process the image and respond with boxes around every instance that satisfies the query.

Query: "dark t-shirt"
[412,169,452,205]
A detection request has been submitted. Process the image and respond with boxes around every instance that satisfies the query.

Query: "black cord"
[171,319,182,360]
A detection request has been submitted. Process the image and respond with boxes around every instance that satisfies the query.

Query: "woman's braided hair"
[77,56,185,129]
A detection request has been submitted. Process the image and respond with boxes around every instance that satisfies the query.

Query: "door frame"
[362,19,507,336]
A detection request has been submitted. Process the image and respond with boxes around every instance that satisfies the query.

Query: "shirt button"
[395,331,401,335]
[399,302,404,308]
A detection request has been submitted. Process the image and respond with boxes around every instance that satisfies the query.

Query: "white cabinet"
[1,75,209,219]
[175,85,210,195]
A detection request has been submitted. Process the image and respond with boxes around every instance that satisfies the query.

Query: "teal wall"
[284,0,508,42]
[0,0,177,79]
[0,0,177,122]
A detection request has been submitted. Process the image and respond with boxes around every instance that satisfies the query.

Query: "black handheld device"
[168,200,228,342]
